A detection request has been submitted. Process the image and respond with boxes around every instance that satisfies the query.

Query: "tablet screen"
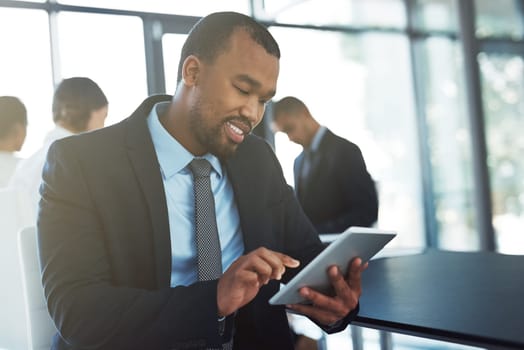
[269,226,396,305]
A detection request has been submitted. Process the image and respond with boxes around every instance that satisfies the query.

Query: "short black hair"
[272,96,307,122]
[52,77,108,133]
[0,96,27,139]
[176,11,280,86]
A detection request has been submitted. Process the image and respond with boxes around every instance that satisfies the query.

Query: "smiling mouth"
[228,121,245,135]
[225,119,251,144]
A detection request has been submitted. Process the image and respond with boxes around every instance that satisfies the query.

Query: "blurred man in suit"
[273,96,378,234]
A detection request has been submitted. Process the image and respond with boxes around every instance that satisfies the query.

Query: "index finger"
[250,248,300,280]
[278,252,300,269]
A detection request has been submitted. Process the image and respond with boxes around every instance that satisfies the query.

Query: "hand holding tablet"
[269,226,396,305]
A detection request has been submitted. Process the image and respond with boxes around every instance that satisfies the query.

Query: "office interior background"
[0,0,523,349]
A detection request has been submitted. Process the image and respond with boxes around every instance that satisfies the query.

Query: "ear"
[181,55,201,86]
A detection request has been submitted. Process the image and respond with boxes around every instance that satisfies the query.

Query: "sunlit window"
[475,0,524,39]
[56,0,250,16]
[412,0,458,32]
[258,0,406,28]
[417,37,479,251]
[56,12,148,125]
[0,8,53,157]
[270,26,424,250]
[162,33,187,96]
[479,53,524,254]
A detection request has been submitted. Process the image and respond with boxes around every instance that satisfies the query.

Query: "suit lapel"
[298,129,333,201]
[225,139,267,252]
[125,95,172,287]
[303,150,322,186]
[294,153,304,196]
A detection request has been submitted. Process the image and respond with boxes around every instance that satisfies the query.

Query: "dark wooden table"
[355,250,524,349]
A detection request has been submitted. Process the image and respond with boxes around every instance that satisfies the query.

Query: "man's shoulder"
[236,134,274,158]
[52,121,124,151]
[323,129,361,153]
[228,134,280,174]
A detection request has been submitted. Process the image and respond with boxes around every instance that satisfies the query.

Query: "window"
[56,0,250,16]
[270,26,424,249]
[479,52,524,254]
[475,0,524,39]
[258,0,406,28]
[56,12,148,125]
[162,33,187,95]
[416,37,479,250]
[412,0,458,32]
[0,8,53,157]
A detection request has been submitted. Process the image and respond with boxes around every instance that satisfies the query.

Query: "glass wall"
[416,37,479,250]
[0,7,53,158]
[259,0,406,28]
[412,0,458,32]
[475,0,524,254]
[479,52,524,254]
[56,12,148,126]
[56,0,250,16]
[475,0,524,38]
[162,33,187,95]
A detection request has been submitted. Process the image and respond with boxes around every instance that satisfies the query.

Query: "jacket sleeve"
[38,140,230,349]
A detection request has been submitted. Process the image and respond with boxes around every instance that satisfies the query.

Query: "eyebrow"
[235,74,276,100]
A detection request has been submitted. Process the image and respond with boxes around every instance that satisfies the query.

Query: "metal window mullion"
[143,17,166,95]
[405,0,439,250]
[457,0,496,252]
[48,2,62,88]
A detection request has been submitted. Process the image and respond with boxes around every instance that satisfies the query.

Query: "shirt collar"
[147,102,223,179]
[44,125,74,145]
[309,126,327,153]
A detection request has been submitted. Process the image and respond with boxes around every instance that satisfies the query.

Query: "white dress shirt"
[0,151,20,187]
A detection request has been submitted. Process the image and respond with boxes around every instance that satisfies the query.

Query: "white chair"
[0,188,28,349]
[18,226,57,350]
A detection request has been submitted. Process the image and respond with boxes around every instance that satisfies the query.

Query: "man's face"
[274,113,307,147]
[187,29,279,160]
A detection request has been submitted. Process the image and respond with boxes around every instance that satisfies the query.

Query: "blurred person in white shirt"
[9,77,108,225]
[0,96,27,187]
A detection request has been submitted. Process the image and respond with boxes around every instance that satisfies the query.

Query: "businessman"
[273,96,378,234]
[38,12,366,350]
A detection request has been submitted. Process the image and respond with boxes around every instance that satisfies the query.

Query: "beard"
[189,100,240,161]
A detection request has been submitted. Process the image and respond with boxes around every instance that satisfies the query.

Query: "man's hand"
[217,247,299,317]
[286,257,368,325]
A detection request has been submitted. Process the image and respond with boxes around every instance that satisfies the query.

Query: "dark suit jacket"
[37,95,355,350]
[294,129,378,233]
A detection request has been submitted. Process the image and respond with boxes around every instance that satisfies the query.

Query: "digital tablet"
[269,226,396,305]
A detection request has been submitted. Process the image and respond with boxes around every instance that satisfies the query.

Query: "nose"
[239,96,262,127]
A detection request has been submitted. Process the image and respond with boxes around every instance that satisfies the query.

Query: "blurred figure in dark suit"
[273,96,378,233]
